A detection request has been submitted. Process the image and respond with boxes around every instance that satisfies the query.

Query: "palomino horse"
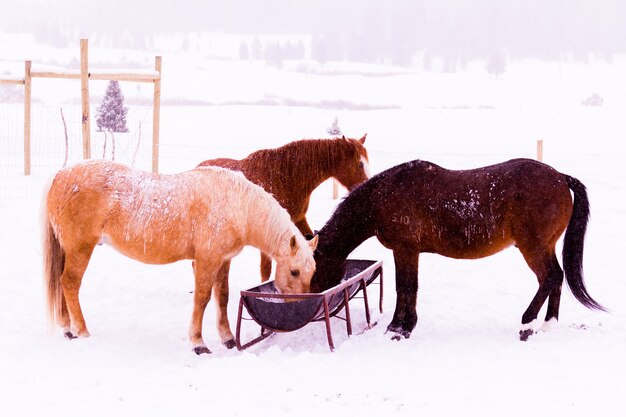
[43,160,318,354]
[310,158,605,341]
[197,135,370,281]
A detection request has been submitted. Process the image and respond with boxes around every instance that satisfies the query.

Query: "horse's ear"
[359,133,367,144]
[308,234,319,251]
[290,235,299,255]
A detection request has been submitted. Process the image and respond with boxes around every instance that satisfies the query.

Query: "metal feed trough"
[235,259,383,351]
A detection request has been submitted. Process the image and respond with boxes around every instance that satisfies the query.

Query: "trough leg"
[235,297,275,351]
[378,268,384,314]
[343,288,352,336]
[235,297,245,351]
[360,278,372,327]
[323,297,335,351]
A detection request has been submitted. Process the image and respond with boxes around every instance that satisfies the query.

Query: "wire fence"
[0,100,153,206]
[2,103,624,211]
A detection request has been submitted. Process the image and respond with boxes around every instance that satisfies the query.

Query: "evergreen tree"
[326,116,342,136]
[486,51,507,79]
[96,80,128,132]
[238,41,250,60]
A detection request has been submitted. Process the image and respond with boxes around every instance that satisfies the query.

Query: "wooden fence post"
[537,139,543,162]
[152,56,162,173]
[1,38,161,174]
[24,60,32,176]
[80,38,91,159]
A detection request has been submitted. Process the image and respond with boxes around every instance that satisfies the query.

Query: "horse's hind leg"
[61,247,95,338]
[213,260,236,349]
[59,292,72,338]
[518,248,561,340]
[541,256,564,331]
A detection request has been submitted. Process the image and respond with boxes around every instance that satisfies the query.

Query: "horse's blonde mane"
[195,165,298,255]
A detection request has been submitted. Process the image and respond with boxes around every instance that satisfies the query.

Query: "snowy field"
[1,40,626,416]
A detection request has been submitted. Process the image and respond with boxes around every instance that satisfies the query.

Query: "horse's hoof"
[223,339,236,350]
[386,325,411,340]
[193,346,212,355]
[64,331,77,340]
[519,329,535,341]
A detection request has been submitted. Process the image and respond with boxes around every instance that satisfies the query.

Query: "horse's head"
[273,234,319,294]
[333,134,370,191]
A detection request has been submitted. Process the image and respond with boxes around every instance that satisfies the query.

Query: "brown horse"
[198,135,369,281]
[43,160,318,354]
[311,158,605,342]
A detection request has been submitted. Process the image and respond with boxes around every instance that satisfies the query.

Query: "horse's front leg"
[386,249,419,340]
[259,252,272,282]
[189,258,219,355]
[213,260,236,349]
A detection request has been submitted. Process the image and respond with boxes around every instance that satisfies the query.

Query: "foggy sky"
[2,0,625,63]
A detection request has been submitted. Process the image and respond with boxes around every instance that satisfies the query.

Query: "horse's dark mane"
[317,160,422,256]
[312,159,434,291]
[315,165,386,260]
[243,138,366,185]
[312,183,377,291]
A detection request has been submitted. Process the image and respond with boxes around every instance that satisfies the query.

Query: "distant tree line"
[4,0,626,68]
[238,38,306,65]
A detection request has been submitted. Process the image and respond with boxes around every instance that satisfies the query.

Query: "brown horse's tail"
[562,175,606,312]
[42,190,65,327]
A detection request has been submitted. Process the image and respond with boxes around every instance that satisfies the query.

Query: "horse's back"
[197,157,242,171]
[47,161,254,263]
[381,158,571,210]
[365,158,573,258]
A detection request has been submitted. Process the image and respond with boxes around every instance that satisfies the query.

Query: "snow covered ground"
[1,38,626,416]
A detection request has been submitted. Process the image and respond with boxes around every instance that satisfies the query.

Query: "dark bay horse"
[310,158,605,341]
[43,160,318,354]
[198,135,370,281]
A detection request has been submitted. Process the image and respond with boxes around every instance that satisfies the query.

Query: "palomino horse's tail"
[562,175,606,312]
[42,188,65,327]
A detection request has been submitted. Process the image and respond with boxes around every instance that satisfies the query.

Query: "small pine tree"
[96,80,128,132]
[327,116,342,136]
[486,51,507,79]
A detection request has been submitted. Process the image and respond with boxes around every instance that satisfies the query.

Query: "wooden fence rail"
[0,38,162,175]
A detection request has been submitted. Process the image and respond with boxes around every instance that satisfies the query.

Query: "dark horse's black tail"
[563,175,607,312]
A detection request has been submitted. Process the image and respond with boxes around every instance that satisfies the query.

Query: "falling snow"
[2,29,626,417]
